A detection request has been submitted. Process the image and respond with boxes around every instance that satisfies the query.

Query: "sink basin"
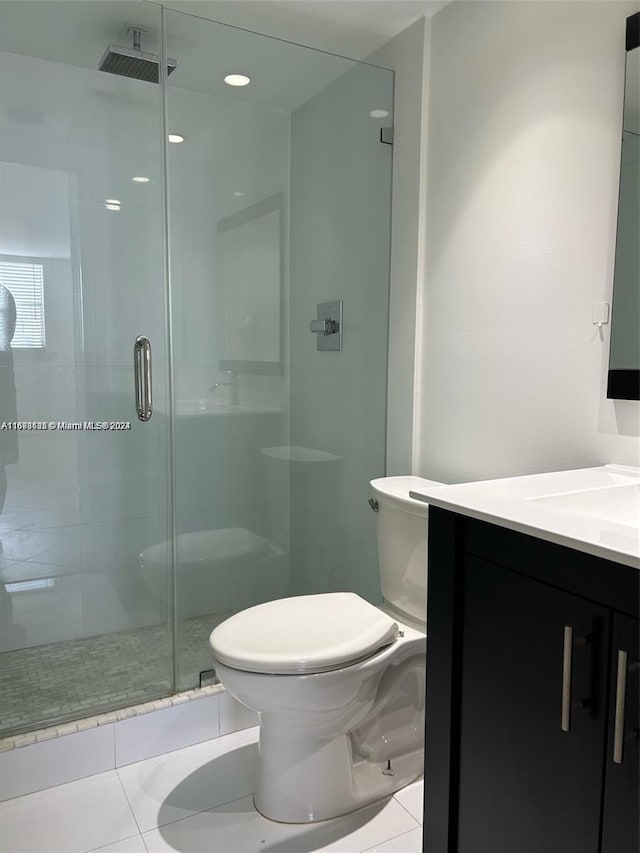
[175,399,243,416]
[158,399,281,417]
[530,483,640,529]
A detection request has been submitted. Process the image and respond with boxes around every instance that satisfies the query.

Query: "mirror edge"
[607,11,640,401]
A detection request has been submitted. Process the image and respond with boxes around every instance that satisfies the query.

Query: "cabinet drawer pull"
[613,650,627,764]
[561,626,573,732]
[561,627,588,732]
[613,652,640,764]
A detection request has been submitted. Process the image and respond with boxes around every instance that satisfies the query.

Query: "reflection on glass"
[0,284,19,649]
[218,194,283,372]
[0,0,172,737]
[164,7,392,689]
[608,28,639,399]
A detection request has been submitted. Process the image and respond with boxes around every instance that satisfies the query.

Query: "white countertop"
[410,465,640,569]
[156,399,282,417]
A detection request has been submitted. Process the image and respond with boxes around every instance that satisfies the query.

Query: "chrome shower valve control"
[309,318,338,335]
[310,300,343,351]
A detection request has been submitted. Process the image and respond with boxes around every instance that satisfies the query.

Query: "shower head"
[99,27,176,84]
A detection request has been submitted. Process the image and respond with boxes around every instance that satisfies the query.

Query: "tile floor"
[0,726,424,853]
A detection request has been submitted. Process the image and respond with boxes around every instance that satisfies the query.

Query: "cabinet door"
[602,613,639,853]
[457,557,609,853]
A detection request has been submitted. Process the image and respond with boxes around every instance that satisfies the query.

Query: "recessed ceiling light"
[369,109,389,119]
[105,203,120,211]
[132,176,150,183]
[168,133,184,144]
[105,198,121,205]
[224,74,251,87]
[233,191,245,198]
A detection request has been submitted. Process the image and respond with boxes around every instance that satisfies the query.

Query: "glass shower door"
[0,0,173,736]
[164,8,292,690]
[163,8,393,690]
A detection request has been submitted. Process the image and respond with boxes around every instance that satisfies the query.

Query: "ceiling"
[157,1,448,60]
[0,1,448,71]
[0,0,434,112]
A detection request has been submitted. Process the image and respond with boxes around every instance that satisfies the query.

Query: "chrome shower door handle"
[134,335,153,422]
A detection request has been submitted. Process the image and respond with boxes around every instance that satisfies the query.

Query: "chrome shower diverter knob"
[309,300,343,351]
[309,318,338,336]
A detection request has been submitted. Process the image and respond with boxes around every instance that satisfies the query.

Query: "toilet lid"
[209,593,398,675]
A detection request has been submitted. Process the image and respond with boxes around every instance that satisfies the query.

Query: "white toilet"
[209,475,442,823]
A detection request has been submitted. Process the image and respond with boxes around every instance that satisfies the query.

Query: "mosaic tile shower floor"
[0,613,229,737]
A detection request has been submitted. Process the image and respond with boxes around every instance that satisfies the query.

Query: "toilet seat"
[210,592,398,675]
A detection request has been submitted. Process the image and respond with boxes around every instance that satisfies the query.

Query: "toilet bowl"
[209,476,443,823]
[140,528,287,619]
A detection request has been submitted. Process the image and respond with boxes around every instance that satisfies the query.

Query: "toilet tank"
[370,476,444,627]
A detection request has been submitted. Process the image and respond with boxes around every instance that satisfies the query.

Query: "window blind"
[0,261,46,349]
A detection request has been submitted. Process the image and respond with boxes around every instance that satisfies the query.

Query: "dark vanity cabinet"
[423,508,639,853]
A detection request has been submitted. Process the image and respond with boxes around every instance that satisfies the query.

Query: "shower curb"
[0,683,223,752]
[0,685,258,802]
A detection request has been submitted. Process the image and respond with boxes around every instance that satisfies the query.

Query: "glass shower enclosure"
[0,0,393,737]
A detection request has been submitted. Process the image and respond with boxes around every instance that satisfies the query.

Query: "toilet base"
[212,618,426,824]
[254,724,423,823]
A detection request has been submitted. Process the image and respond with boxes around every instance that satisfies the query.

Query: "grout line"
[147,791,256,835]
[82,832,145,853]
[115,768,145,839]
[113,719,258,774]
[117,731,260,836]
[392,793,422,827]
[358,825,423,853]
[114,723,258,776]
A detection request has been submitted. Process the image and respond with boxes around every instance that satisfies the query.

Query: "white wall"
[418,0,640,484]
